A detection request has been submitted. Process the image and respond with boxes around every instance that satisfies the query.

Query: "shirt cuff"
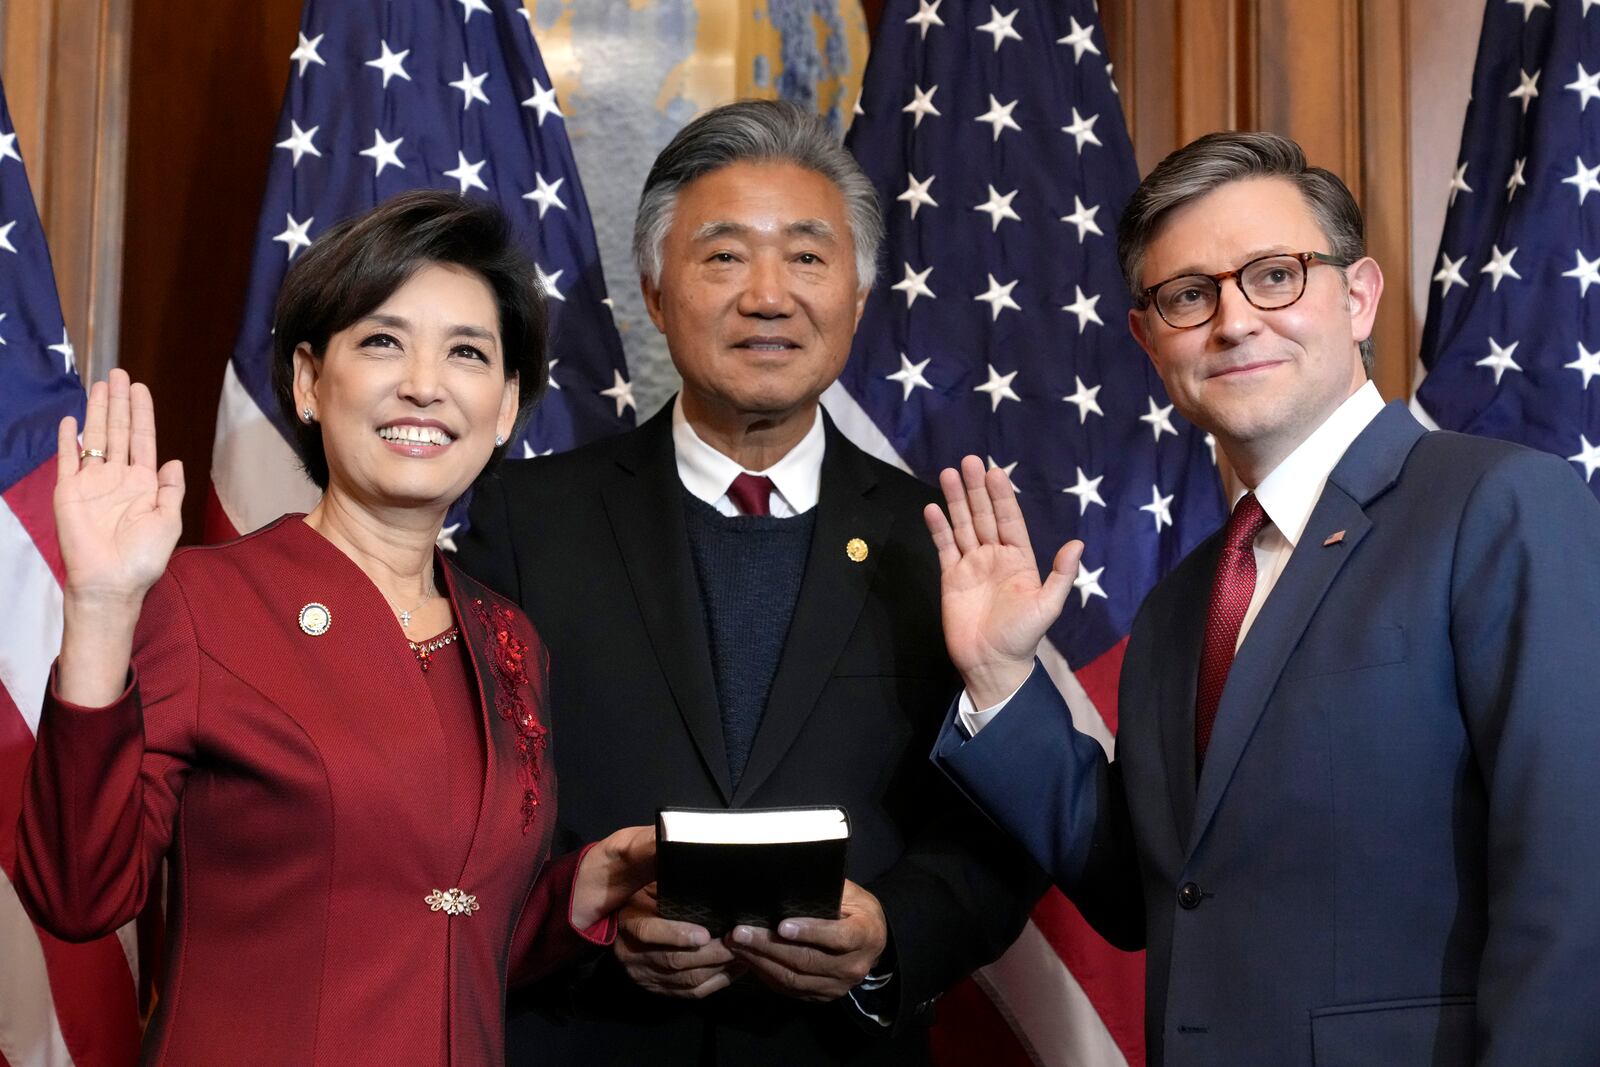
[567,841,620,946]
[845,935,898,1027]
[956,666,1034,737]
[858,967,894,991]
[847,970,896,1028]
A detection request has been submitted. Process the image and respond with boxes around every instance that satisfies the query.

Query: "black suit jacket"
[458,404,1042,1066]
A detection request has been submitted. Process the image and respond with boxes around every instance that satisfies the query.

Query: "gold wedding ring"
[79,448,107,461]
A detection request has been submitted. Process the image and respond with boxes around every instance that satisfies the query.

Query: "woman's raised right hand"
[55,368,184,608]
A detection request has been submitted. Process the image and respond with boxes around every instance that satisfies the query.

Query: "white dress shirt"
[959,381,1387,736]
[671,395,824,515]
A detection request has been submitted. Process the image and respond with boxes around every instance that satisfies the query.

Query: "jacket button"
[1178,882,1203,909]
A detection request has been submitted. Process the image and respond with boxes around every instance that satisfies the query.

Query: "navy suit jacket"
[933,403,1600,1065]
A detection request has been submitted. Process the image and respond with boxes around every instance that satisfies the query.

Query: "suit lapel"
[732,420,893,805]
[1188,489,1370,848]
[1188,403,1426,851]
[602,411,734,803]
[1153,546,1216,840]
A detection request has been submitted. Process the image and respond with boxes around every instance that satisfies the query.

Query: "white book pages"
[659,807,848,845]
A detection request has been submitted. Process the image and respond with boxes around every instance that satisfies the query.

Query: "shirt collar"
[671,395,826,514]
[1244,381,1385,548]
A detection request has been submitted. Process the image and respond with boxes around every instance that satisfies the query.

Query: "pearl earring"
[495,434,506,447]
[302,407,314,423]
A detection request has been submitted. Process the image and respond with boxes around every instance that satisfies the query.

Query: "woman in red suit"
[13,191,655,1064]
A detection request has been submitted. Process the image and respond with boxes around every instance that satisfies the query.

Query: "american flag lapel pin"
[1323,530,1346,547]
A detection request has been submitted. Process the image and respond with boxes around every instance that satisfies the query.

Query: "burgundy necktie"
[726,473,775,517]
[1194,493,1269,766]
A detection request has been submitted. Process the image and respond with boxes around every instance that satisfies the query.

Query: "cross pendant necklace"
[393,591,430,629]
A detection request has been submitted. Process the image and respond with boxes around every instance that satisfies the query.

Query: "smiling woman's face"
[294,260,519,512]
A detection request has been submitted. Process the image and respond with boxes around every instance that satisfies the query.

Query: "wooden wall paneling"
[1405,0,1477,373]
[1252,0,1412,401]
[118,0,305,541]
[1357,0,1413,401]
[1,1,52,177]
[48,0,130,382]
[1095,0,1143,166]
[1175,0,1247,147]
[1232,0,1257,139]
[1098,0,1133,95]
[1103,0,1246,177]
[1252,0,1361,179]
[2,0,130,381]
[1124,0,1179,174]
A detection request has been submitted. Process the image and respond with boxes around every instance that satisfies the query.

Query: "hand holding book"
[628,805,882,1003]
[655,806,850,934]
[724,878,888,1002]
[571,825,658,931]
[615,883,746,999]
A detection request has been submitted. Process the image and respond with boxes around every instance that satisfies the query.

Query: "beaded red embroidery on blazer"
[472,598,549,832]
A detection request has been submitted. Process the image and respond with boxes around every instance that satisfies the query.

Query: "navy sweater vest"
[682,492,816,788]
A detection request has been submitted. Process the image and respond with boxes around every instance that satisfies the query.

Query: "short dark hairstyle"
[1117,131,1374,373]
[270,189,549,489]
[633,99,883,291]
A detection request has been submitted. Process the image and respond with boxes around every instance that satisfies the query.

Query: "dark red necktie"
[1194,493,1269,766]
[726,473,775,517]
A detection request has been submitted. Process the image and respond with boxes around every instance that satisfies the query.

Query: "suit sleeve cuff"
[46,662,137,715]
[956,664,1037,737]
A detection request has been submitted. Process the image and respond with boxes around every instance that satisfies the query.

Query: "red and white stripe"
[206,362,319,542]
[0,460,142,1067]
[822,385,1146,1067]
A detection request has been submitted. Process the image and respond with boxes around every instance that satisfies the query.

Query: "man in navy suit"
[926,131,1600,1064]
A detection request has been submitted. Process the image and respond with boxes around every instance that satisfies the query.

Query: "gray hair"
[1118,131,1374,373]
[633,99,883,292]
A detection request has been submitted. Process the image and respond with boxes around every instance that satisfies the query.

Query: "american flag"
[0,80,143,1067]
[1416,0,1600,494]
[824,2,1226,1063]
[209,0,633,543]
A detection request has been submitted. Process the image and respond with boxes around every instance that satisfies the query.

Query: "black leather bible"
[655,806,850,937]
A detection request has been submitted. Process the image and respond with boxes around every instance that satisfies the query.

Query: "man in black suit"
[457,100,1042,1064]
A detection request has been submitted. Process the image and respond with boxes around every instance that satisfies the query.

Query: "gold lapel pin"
[845,537,869,563]
[1323,530,1346,546]
[298,602,332,636]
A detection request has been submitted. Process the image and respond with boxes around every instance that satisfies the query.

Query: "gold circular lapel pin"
[298,603,332,636]
[846,538,869,563]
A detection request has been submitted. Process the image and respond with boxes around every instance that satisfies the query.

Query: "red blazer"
[15,516,610,1065]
